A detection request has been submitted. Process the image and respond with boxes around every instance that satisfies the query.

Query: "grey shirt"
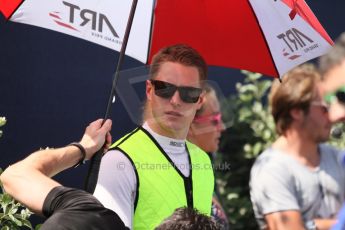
[250,144,345,229]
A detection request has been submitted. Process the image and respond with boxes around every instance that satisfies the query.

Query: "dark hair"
[150,44,208,82]
[155,207,220,230]
[319,32,345,76]
[269,64,320,135]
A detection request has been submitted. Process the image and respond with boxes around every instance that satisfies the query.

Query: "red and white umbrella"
[1,0,333,78]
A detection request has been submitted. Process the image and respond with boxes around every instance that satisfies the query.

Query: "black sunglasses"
[150,80,202,103]
[336,91,345,104]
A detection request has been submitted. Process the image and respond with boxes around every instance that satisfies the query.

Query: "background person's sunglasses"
[150,80,202,103]
[325,86,345,104]
[193,113,222,126]
[336,91,345,104]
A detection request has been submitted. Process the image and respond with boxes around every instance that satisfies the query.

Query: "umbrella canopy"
[1,0,333,78]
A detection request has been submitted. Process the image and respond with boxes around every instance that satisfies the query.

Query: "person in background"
[319,32,345,123]
[250,64,345,230]
[188,84,225,153]
[93,44,214,229]
[187,83,229,229]
[156,207,220,230]
[0,119,128,230]
[319,32,345,230]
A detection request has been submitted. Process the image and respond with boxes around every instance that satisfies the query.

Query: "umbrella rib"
[84,0,138,193]
[145,0,157,64]
[248,0,280,78]
[103,0,139,121]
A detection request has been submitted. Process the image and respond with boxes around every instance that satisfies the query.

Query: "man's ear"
[146,80,153,101]
[290,108,304,121]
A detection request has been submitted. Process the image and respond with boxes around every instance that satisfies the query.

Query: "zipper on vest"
[184,178,193,207]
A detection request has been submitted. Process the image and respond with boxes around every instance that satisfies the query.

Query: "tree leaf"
[0,117,6,127]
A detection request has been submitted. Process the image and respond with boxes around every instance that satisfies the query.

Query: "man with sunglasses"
[319,32,345,123]
[93,44,214,229]
[319,32,345,230]
[250,64,345,230]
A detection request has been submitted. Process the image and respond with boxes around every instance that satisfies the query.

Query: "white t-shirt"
[93,123,190,229]
[250,144,345,229]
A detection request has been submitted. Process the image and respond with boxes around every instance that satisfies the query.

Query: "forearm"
[266,221,305,230]
[265,211,305,230]
[0,145,84,214]
[0,118,112,215]
[30,145,85,177]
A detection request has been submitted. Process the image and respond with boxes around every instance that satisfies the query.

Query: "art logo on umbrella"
[277,27,317,61]
[275,0,329,61]
[0,0,127,50]
[49,1,121,44]
[49,11,78,31]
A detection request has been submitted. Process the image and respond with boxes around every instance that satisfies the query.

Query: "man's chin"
[161,122,186,137]
[317,135,330,143]
[164,124,184,133]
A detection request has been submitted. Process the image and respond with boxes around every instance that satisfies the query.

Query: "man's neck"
[273,131,320,168]
[142,122,187,154]
[145,120,187,140]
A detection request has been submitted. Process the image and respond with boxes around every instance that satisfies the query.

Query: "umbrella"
[0,0,333,192]
[1,0,333,78]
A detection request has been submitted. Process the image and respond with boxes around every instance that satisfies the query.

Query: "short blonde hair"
[150,44,208,82]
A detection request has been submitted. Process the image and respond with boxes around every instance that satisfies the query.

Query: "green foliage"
[216,71,275,229]
[0,169,33,230]
[0,117,6,139]
[0,117,38,230]
[329,122,345,149]
[216,72,345,229]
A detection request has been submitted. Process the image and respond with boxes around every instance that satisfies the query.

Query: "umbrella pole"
[84,0,138,193]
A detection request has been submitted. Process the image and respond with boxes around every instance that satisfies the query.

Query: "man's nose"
[170,90,182,106]
[218,120,226,132]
